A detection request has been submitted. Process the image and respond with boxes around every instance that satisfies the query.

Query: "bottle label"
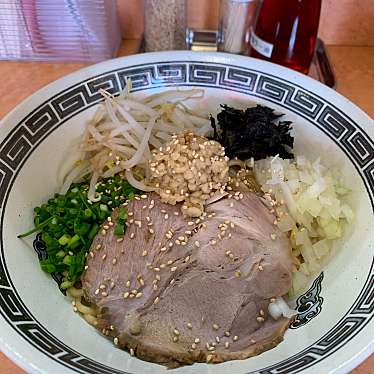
[250,30,274,58]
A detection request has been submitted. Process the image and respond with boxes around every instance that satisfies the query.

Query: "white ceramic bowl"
[0,52,373,374]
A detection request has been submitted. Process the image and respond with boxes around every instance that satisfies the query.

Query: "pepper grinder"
[144,0,187,52]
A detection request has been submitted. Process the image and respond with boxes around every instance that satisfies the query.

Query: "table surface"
[0,42,373,373]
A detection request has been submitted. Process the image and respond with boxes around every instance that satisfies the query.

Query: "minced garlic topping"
[149,132,229,217]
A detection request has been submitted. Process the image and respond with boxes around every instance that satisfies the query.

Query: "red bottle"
[249,0,322,74]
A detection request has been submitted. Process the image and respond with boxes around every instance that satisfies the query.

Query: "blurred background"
[119,0,374,45]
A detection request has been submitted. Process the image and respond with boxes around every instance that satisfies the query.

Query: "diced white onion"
[254,156,353,296]
[268,297,297,320]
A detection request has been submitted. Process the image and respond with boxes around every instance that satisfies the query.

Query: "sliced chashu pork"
[82,192,295,367]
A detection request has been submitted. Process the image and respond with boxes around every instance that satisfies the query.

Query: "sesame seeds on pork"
[82,192,294,367]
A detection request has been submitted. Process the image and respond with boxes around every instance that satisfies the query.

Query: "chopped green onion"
[17,175,138,290]
[114,224,125,236]
[118,207,128,221]
[58,234,71,246]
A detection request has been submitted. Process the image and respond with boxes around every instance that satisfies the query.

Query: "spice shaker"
[218,0,261,54]
[144,0,187,52]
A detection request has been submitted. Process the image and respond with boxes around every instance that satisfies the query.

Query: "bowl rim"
[0,51,373,374]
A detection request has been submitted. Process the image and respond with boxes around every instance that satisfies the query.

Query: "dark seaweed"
[210,105,294,160]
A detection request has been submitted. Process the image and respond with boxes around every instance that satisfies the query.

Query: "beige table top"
[0,42,372,373]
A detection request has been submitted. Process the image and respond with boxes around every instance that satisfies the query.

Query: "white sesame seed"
[130,348,134,356]
[191,343,197,349]
[258,265,264,271]
[101,292,108,297]
[130,233,135,239]
[114,337,119,345]
[154,297,159,304]
[187,323,192,329]
[126,280,131,287]
[135,220,142,228]
[215,336,220,343]
[173,336,178,342]
[84,265,89,270]
[160,246,167,252]
[208,346,216,351]
[101,229,107,235]
[260,309,265,316]
[99,284,106,289]
[224,331,230,337]
[95,289,100,295]
[225,342,230,348]
[257,316,265,322]
[212,324,219,330]
[135,292,143,298]
[112,258,117,265]
[96,244,102,250]
[173,329,180,336]
[142,250,148,257]
[270,233,277,240]
[154,267,160,272]
[116,237,124,242]
[102,254,107,260]
[170,266,177,272]
[233,335,239,341]
[194,241,200,247]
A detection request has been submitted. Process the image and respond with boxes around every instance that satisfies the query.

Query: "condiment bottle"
[249,0,322,74]
[144,0,187,52]
[218,0,261,54]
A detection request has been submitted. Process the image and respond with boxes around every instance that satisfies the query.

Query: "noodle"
[68,286,98,326]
